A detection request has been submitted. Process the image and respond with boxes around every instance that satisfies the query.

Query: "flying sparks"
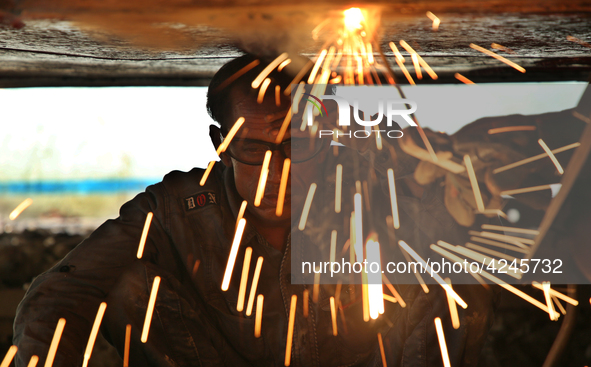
[377,333,387,366]
[45,318,66,367]
[276,158,291,216]
[82,302,108,367]
[141,276,161,343]
[252,53,289,89]
[200,161,216,187]
[469,43,525,73]
[500,184,554,196]
[387,169,400,229]
[257,78,272,104]
[298,183,317,230]
[246,256,264,316]
[454,73,475,84]
[366,239,385,319]
[237,247,253,312]
[330,297,338,335]
[221,218,247,291]
[444,278,460,329]
[216,117,246,155]
[255,295,264,338]
[137,212,153,259]
[254,151,273,207]
[493,142,579,174]
[285,295,297,366]
[464,155,485,212]
[538,139,564,174]
[303,289,309,318]
[426,11,440,31]
[335,164,343,213]
[0,346,17,367]
[399,240,467,308]
[434,318,451,367]
[27,356,39,367]
[488,125,536,134]
[123,324,131,367]
[542,282,560,321]
[9,198,32,220]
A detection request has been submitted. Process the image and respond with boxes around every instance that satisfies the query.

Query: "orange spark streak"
[431,245,550,312]
[500,184,554,196]
[417,55,438,80]
[298,183,317,230]
[481,224,539,236]
[285,295,297,366]
[137,212,153,259]
[330,297,338,335]
[434,318,451,367]
[552,295,566,315]
[82,302,107,367]
[567,35,591,48]
[394,55,415,85]
[387,169,400,229]
[141,276,161,343]
[426,11,440,31]
[466,243,518,262]
[573,111,591,124]
[354,194,363,261]
[9,198,32,220]
[399,41,423,79]
[382,275,406,307]
[254,151,273,207]
[538,139,564,174]
[313,271,320,303]
[303,289,309,318]
[543,282,559,321]
[252,53,289,89]
[362,281,370,322]
[470,236,529,253]
[470,43,525,73]
[308,49,328,84]
[454,73,474,84]
[330,230,337,264]
[493,142,580,173]
[237,200,247,228]
[388,42,405,63]
[383,294,397,303]
[200,161,216,187]
[480,209,509,219]
[255,295,264,338]
[411,54,422,79]
[222,218,247,291]
[237,247,253,312]
[123,325,131,367]
[275,107,292,144]
[216,117,246,155]
[399,241,467,308]
[45,318,66,367]
[27,356,39,367]
[278,59,292,72]
[214,59,260,93]
[471,231,532,248]
[335,164,343,213]
[275,85,281,107]
[463,155,485,212]
[488,125,536,134]
[532,282,578,306]
[246,257,264,316]
[276,158,291,217]
[378,333,387,366]
[257,78,271,104]
[1,346,17,367]
[444,278,460,329]
[491,43,515,54]
[284,61,314,96]
[366,240,385,319]
[400,248,429,293]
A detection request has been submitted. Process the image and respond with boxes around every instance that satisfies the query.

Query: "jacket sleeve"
[12,182,172,367]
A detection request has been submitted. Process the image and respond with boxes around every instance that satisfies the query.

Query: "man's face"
[222,87,324,226]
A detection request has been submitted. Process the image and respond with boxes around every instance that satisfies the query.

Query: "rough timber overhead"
[0,0,590,87]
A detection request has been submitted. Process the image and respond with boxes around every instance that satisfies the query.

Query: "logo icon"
[303,93,329,117]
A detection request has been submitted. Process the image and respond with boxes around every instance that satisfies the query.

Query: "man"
[13,54,498,366]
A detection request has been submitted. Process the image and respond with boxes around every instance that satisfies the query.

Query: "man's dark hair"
[206,53,297,135]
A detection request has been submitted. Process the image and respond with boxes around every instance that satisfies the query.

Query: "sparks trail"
[469,43,525,73]
[9,198,33,220]
[141,276,161,343]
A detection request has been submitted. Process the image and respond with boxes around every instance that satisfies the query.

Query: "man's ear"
[209,125,232,167]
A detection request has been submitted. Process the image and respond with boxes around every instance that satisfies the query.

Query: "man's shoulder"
[157,162,225,205]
